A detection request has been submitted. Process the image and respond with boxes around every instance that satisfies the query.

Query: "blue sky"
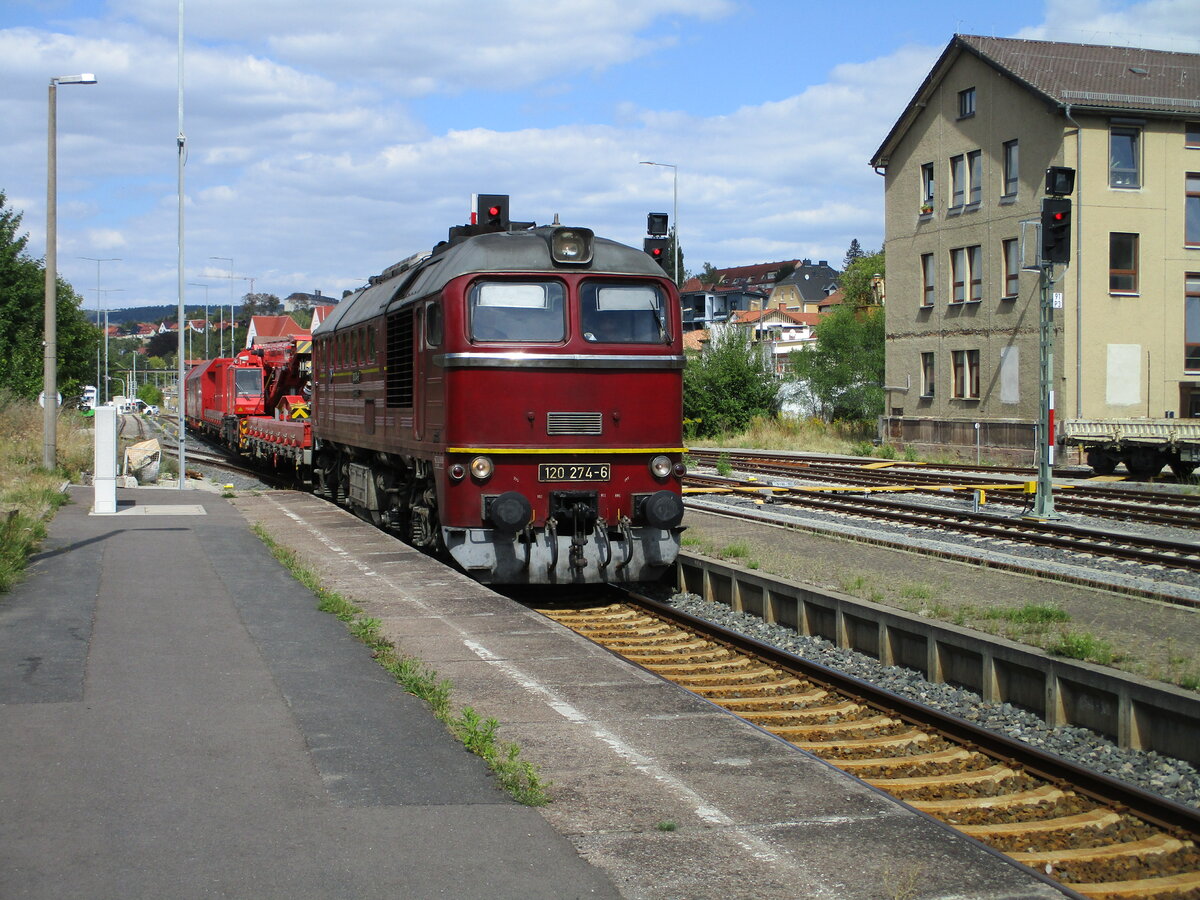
[1,0,1197,311]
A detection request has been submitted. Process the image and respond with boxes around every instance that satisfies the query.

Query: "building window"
[1188,174,1200,247]
[967,150,982,206]
[969,245,983,302]
[1110,125,1141,188]
[921,253,935,307]
[1110,233,1139,293]
[1002,140,1019,197]
[950,246,981,303]
[958,87,975,118]
[1187,123,1200,148]
[951,247,966,303]
[1002,238,1020,298]
[921,352,935,397]
[952,349,980,399]
[921,163,934,210]
[950,155,964,208]
[1187,274,1200,371]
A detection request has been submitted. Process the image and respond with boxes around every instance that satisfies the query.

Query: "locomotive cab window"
[469,281,565,342]
[234,367,263,397]
[581,282,669,343]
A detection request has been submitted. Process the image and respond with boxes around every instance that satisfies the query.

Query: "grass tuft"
[1048,631,1117,665]
[0,394,92,595]
[253,524,551,805]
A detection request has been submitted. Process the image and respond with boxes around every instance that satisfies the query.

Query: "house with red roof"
[246,314,308,349]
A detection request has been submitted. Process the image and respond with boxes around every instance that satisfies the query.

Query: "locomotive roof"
[315,226,666,334]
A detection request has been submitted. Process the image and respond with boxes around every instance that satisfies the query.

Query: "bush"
[683,327,780,438]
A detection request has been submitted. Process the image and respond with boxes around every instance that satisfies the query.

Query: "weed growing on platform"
[1049,631,1117,665]
[984,603,1070,626]
[655,820,677,832]
[252,525,550,806]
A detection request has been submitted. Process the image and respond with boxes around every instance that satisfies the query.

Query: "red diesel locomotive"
[188,196,686,585]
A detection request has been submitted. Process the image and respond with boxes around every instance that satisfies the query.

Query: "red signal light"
[488,206,501,217]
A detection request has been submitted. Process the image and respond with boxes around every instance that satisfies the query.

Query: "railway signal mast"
[1030,166,1074,519]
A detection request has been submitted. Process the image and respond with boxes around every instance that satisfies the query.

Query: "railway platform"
[0,484,615,899]
[0,483,1076,899]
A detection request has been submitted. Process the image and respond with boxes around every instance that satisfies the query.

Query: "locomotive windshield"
[580,282,670,343]
[469,281,565,342]
[234,367,263,397]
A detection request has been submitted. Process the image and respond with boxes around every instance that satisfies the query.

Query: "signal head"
[643,236,669,268]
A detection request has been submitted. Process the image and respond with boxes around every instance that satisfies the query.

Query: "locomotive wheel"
[1085,449,1118,476]
[1169,458,1197,479]
[1124,448,1164,478]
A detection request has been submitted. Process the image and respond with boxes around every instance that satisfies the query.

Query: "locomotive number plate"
[538,462,611,482]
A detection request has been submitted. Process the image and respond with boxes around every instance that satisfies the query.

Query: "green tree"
[842,238,867,271]
[663,227,685,289]
[789,251,885,421]
[683,325,780,438]
[0,190,96,402]
[697,262,721,288]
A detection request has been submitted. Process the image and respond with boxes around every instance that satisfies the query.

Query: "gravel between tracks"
[670,472,1200,811]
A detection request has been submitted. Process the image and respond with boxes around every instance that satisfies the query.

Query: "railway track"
[686,449,1200,530]
[535,593,1200,900]
[685,473,1200,582]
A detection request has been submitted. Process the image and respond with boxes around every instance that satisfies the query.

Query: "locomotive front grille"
[547,412,603,435]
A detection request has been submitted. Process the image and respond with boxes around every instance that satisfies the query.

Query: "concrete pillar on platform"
[93,405,118,514]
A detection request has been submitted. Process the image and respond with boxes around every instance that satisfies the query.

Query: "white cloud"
[1016,0,1200,51]
[10,1,1189,311]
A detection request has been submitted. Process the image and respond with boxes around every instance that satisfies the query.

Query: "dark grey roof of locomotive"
[315,226,665,334]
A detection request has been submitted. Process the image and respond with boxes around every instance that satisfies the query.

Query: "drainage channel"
[533,594,1200,900]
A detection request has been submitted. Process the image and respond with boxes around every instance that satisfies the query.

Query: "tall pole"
[98,288,124,400]
[43,73,96,470]
[176,0,188,489]
[211,256,234,354]
[80,257,119,401]
[1031,261,1058,518]
[188,282,210,358]
[640,160,679,285]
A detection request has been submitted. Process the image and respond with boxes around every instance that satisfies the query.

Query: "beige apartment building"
[870,35,1200,461]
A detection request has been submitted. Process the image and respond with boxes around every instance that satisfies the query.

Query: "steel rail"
[685,474,1200,573]
[622,590,1200,840]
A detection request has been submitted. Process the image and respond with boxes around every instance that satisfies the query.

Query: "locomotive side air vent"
[547,412,603,435]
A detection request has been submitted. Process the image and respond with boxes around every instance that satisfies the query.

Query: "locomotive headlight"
[550,227,594,265]
[470,455,494,480]
[649,455,673,478]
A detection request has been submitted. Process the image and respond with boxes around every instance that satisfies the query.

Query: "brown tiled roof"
[680,260,801,294]
[682,329,709,351]
[872,34,1200,166]
[960,35,1200,115]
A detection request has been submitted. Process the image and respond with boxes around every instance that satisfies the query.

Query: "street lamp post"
[80,257,120,402]
[98,288,124,401]
[43,73,97,470]
[639,160,678,285]
[188,283,210,358]
[210,256,233,355]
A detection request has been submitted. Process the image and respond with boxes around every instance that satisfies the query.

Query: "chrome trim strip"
[436,352,685,369]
